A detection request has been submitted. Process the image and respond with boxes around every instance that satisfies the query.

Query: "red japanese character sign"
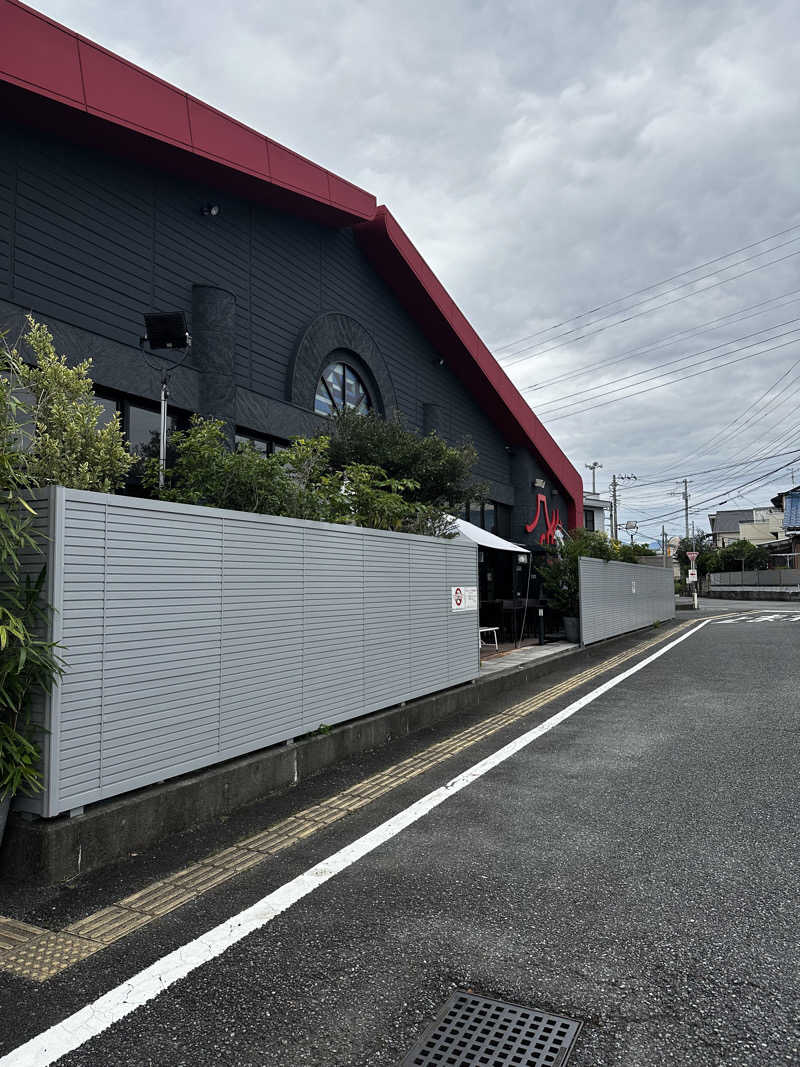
[525,493,561,545]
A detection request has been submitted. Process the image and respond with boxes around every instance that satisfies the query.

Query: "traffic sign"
[688,568,698,582]
[687,551,698,561]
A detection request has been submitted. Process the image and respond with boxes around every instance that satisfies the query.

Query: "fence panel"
[579,557,675,645]
[19,487,479,817]
[709,569,800,587]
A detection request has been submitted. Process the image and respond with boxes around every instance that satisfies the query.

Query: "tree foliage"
[6,316,132,492]
[323,409,484,507]
[143,416,456,536]
[674,533,768,576]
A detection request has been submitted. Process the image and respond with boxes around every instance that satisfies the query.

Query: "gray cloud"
[31,0,800,536]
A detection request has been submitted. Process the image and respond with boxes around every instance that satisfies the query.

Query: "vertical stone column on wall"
[192,284,236,447]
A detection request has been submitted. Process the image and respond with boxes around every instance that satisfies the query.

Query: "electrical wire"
[528,319,800,412]
[498,245,800,367]
[542,335,800,423]
[517,288,800,394]
[494,221,800,354]
[629,456,800,525]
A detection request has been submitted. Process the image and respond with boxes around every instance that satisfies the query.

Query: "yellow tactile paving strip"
[0,619,703,982]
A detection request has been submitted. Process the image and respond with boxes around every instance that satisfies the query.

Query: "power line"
[631,457,800,525]
[619,448,800,491]
[518,287,800,394]
[498,244,800,367]
[529,319,800,412]
[494,220,800,354]
[542,334,800,423]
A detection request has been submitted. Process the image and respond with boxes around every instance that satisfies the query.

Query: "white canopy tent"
[450,516,530,554]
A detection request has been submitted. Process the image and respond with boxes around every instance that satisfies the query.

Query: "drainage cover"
[400,991,582,1067]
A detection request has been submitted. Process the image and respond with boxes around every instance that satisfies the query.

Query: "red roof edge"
[354,208,583,527]
[0,0,376,226]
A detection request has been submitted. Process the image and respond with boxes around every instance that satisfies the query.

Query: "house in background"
[0,0,582,574]
[738,507,785,546]
[771,486,800,565]
[708,509,754,547]
[582,490,611,533]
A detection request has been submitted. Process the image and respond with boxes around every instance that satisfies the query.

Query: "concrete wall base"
[706,589,800,600]
[1,642,601,885]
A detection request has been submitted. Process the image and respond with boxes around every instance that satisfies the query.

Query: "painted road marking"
[711,613,800,624]
[0,621,701,984]
[0,621,709,1067]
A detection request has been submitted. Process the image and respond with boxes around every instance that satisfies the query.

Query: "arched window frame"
[314,361,373,416]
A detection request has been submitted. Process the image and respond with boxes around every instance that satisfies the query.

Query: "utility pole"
[585,461,602,494]
[610,473,637,541]
[669,478,691,540]
[661,525,667,567]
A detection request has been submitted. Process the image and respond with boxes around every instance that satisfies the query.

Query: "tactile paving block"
[65,906,153,944]
[0,932,100,982]
[0,917,46,953]
[118,879,198,916]
[401,991,582,1067]
[202,846,266,872]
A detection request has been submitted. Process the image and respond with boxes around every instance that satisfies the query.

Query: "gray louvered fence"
[579,556,675,645]
[18,487,479,818]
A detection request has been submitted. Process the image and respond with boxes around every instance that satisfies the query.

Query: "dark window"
[235,429,290,455]
[483,501,496,533]
[495,503,512,540]
[469,501,482,528]
[94,395,121,428]
[127,403,175,457]
[583,508,595,531]
[314,362,371,415]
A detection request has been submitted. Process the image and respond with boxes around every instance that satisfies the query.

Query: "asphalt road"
[1,613,798,1066]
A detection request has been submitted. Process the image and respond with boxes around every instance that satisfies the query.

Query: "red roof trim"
[355,209,582,526]
[0,0,376,225]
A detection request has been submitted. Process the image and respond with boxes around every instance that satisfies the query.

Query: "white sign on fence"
[451,586,478,612]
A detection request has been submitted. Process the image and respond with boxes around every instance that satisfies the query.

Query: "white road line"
[0,620,709,1067]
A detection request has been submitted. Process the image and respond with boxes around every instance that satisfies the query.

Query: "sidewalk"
[480,639,578,675]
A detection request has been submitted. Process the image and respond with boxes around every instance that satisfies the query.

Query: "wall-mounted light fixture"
[140,311,191,489]
[201,202,221,217]
[533,477,546,488]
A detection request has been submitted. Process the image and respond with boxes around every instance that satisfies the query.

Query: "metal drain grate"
[400,991,582,1067]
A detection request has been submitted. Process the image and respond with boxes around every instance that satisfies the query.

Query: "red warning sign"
[454,587,463,607]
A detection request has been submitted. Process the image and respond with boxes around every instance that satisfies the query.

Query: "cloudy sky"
[31,0,800,541]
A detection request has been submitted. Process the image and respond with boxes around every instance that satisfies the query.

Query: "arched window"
[314,362,372,415]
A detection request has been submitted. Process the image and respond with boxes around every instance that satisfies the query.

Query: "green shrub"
[0,342,63,802]
[9,316,132,492]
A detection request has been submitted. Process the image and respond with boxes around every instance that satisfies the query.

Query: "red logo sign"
[525,493,561,545]
[454,587,463,607]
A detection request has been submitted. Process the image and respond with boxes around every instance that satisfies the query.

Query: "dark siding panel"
[0,145,13,298]
[2,121,512,492]
[321,229,511,487]
[249,207,321,397]
[12,132,153,346]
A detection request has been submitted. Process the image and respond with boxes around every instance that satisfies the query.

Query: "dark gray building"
[0,0,581,567]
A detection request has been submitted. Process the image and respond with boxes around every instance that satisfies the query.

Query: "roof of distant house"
[0,0,582,523]
[784,492,800,531]
[708,509,754,535]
